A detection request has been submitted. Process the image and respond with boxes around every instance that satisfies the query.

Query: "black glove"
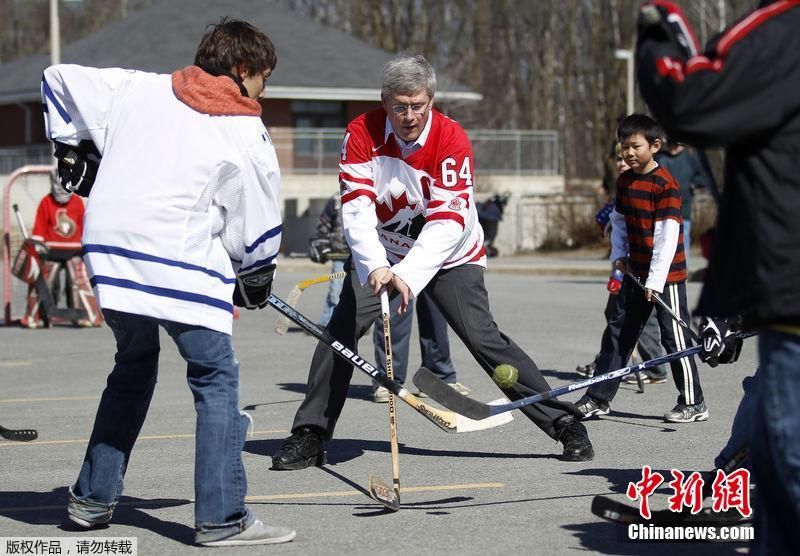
[699,317,743,367]
[308,237,332,264]
[53,140,101,197]
[233,264,276,309]
[637,1,698,58]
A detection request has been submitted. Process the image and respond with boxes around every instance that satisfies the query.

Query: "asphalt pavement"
[0,250,755,555]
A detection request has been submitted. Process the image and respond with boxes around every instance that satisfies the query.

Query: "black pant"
[372,289,456,387]
[292,261,580,440]
[593,292,668,377]
[587,278,704,406]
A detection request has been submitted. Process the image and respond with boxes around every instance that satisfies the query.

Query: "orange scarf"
[171,65,261,117]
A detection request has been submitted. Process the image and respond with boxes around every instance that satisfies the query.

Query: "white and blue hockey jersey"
[42,64,282,334]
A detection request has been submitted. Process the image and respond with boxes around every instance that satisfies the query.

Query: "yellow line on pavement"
[0,361,31,368]
[0,430,287,447]
[246,482,505,501]
[1,483,505,513]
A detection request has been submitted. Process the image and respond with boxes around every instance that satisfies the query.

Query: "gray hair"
[381,52,436,98]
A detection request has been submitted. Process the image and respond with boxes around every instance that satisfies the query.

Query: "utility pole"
[50,0,60,66]
[615,49,634,116]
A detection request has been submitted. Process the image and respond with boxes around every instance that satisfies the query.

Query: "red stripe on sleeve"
[339,172,373,186]
[341,189,377,204]
[425,211,465,228]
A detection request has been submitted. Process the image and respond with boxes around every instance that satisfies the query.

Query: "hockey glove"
[233,264,276,309]
[637,1,699,59]
[699,317,743,367]
[53,141,101,197]
[308,237,332,264]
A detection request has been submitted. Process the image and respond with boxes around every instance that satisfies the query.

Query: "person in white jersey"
[42,18,294,547]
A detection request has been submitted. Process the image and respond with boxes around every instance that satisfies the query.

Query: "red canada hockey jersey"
[339,108,485,296]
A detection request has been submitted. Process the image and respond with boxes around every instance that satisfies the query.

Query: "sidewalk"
[277,246,708,279]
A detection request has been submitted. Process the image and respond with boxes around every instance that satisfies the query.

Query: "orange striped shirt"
[615,166,687,283]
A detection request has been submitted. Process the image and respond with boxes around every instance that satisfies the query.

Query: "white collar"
[384,109,434,152]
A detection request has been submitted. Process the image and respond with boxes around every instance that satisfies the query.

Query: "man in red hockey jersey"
[271,53,594,469]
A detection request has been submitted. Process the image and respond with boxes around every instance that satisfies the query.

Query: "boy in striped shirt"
[575,114,707,423]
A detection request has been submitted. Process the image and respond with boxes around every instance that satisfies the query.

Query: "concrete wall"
[1,170,568,257]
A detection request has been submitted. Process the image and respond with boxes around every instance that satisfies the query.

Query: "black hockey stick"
[265,294,510,434]
[591,446,749,525]
[413,332,757,421]
[626,272,701,343]
[0,424,38,442]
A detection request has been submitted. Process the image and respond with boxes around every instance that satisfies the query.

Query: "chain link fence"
[1,128,560,176]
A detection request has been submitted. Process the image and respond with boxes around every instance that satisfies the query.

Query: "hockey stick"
[626,272,701,343]
[275,271,347,335]
[591,446,749,525]
[368,291,401,511]
[413,331,757,421]
[0,424,38,442]
[266,293,511,433]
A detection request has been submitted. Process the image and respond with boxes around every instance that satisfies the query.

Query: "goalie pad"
[11,239,49,284]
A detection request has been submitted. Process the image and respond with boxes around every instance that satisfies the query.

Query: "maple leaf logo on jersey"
[376,190,425,239]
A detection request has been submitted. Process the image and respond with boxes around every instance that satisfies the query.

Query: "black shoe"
[575,362,596,377]
[554,415,595,461]
[270,426,326,470]
[575,395,611,418]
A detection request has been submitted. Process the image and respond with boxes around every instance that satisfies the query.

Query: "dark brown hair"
[194,18,277,77]
[617,113,665,145]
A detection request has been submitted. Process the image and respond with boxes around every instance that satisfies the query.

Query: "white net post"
[2,166,56,325]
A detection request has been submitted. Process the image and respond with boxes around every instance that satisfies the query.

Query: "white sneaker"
[373,386,390,403]
[199,519,296,546]
[240,410,254,439]
[448,382,471,396]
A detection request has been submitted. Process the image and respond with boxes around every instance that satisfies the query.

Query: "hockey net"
[2,166,56,325]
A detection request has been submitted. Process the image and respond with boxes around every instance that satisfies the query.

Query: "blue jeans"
[714,370,758,470]
[69,309,252,543]
[683,219,692,266]
[751,331,800,555]
[319,259,346,326]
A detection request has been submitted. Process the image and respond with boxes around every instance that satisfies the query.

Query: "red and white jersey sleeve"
[340,109,485,297]
[339,117,390,283]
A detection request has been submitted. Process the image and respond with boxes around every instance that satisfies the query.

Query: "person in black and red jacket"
[636,2,800,553]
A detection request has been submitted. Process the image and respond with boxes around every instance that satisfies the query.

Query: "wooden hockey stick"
[274,271,347,335]
[368,290,401,511]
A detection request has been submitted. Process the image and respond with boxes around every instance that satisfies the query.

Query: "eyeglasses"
[389,102,429,116]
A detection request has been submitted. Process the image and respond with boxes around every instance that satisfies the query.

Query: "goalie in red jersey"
[20,173,100,328]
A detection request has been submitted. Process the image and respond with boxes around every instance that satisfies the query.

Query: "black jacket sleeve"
[636,1,800,147]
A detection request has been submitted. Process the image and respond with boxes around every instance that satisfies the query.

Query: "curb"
[276,257,609,278]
